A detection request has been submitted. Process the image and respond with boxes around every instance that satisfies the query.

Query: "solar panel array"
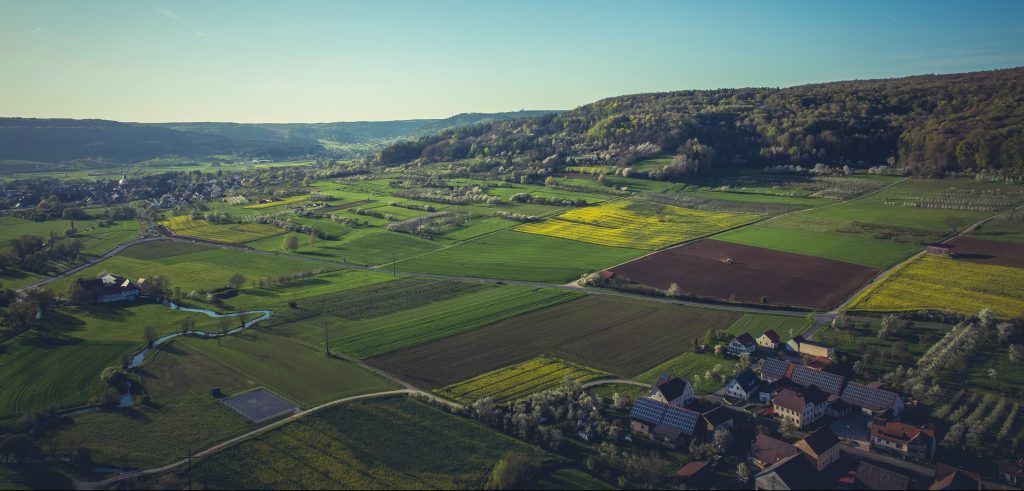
[630,397,667,425]
[661,405,700,436]
[841,382,900,411]
[629,397,699,436]
[761,358,791,382]
[791,365,845,395]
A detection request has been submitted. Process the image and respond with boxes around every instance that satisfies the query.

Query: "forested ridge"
[378,67,1024,176]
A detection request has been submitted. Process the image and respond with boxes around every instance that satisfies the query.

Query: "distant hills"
[377,67,1024,176]
[0,110,562,165]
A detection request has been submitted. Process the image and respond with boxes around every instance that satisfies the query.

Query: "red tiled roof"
[871,421,934,445]
[675,461,708,478]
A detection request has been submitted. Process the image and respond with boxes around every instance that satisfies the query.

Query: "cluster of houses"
[628,375,739,449]
[75,274,142,304]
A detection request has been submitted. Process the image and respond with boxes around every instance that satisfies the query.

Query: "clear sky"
[1,0,1022,123]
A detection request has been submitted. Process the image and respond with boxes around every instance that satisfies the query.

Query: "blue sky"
[1,0,1022,122]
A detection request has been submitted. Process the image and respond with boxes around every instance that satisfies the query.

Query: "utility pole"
[178,446,193,491]
[324,318,330,356]
[393,252,396,277]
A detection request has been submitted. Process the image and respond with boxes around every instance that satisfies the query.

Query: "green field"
[397,230,645,283]
[715,225,919,268]
[969,214,1024,244]
[634,351,732,394]
[288,286,583,359]
[182,396,540,489]
[725,313,811,339]
[436,356,609,404]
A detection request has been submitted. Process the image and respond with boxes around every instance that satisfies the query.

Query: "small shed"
[925,243,954,258]
[210,387,222,398]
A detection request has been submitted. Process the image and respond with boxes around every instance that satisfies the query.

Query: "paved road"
[15,235,162,293]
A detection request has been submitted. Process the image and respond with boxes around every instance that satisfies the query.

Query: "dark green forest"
[378,68,1024,176]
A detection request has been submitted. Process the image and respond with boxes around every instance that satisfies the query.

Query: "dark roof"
[702,405,734,427]
[675,461,708,478]
[735,333,756,347]
[929,470,980,490]
[629,397,700,436]
[842,381,901,412]
[77,274,139,295]
[731,368,761,392]
[755,453,827,490]
[855,461,909,490]
[761,330,781,343]
[799,427,839,455]
[761,358,792,382]
[752,433,799,466]
[791,365,845,395]
[654,376,690,402]
[773,385,827,412]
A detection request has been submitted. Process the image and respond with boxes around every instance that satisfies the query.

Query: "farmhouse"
[854,461,910,490]
[724,368,761,401]
[786,335,834,358]
[648,375,695,407]
[930,464,981,490]
[759,359,905,416]
[628,396,701,448]
[728,333,758,357]
[925,243,955,258]
[76,274,141,304]
[757,329,781,350]
[870,420,935,462]
[750,433,799,470]
[794,427,839,471]
[700,405,735,434]
[841,381,904,417]
[772,385,828,429]
[753,453,827,490]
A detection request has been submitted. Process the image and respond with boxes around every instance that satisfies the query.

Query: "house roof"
[798,427,839,456]
[752,433,798,466]
[734,333,756,348]
[702,405,734,427]
[842,381,902,412]
[675,461,708,478]
[755,453,827,490]
[731,368,761,393]
[654,377,691,402]
[855,461,909,490]
[933,464,981,486]
[929,470,980,490]
[78,275,139,295]
[773,385,828,412]
[870,421,934,445]
[760,330,781,343]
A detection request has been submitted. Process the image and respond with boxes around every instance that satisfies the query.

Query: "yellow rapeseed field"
[160,215,282,244]
[515,199,755,249]
[436,356,608,404]
[850,255,1024,318]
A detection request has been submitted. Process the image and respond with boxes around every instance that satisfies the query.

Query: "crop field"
[611,239,879,310]
[294,286,583,359]
[725,313,810,339]
[184,396,536,490]
[64,241,320,292]
[177,332,396,407]
[160,215,283,244]
[250,228,441,265]
[243,194,309,209]
[714,225,919,268]
[367,295,740,388]
[848,255,1024,318]
[946,236,1024,268]
[397,230,646,282]
[968,213,1024,243]
[516,198,756,250]
[435,356,609,404]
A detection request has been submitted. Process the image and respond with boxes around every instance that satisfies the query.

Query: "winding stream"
[128,301,273,368]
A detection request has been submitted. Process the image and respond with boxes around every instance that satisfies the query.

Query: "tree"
[666,282,682,297]
[0,434,38,464]
[712,427,733,455]
[1010,344,1024,363]
[737,351,751,368]
[283,235,299,252]
[228,272,246,289]
[878,314,898,339]
[486,451,541,490]
[4,300,38,330]
[308,231,318,246]
[143,275,170,300]
[713,344,724,358]
[978,308,995,330]
[144,326,158,347]
[780,418,798,440]
[736,463,751,483]
[67,280,92,304]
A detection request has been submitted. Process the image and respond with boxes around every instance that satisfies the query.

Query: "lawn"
[714,225,919,269]
[367,295,741,388]
[969,214,1024,244]
[182,396,537,490]
[725,313,811,339]
[249,227,441,266]
[287,286,583,359]
[849,255,1024,318]
[436,356,609,404]
[516,198,756,250]
[397,230,646,283]
[634,351,733,394]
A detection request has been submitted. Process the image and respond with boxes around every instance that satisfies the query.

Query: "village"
[625,324,1017,490]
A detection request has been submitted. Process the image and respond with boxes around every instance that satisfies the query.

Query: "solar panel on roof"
[841,382,899,411]
[629,397,667,424]
[661,406,700,435]
[791,366,844,395]
[761,359,790,381]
